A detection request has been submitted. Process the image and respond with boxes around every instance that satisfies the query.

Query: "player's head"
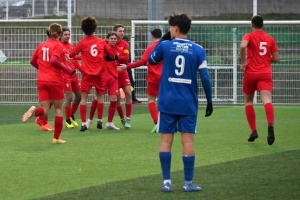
[81,16,97,35]
[61,27,70,43]
[113,24,125,40]
[168,13,191,38]
[45,28,50,38]
[106,32,118,46]
[48,23,62,39]
[123,35,129,42]
[251,15,264,29]
[151,28,162,39]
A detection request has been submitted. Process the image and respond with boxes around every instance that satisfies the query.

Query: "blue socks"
[159,152,172,180]
[182,155,195,182]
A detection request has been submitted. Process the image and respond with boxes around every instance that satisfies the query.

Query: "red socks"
[35,107,44,116]
[71,103,79,116]
[65,106,71,120]
[89,99,97,120]
[148,102,158,124]
[245,105,256,133]
[54,116,63,139]
[80,105,87,123]
[108,101,117,122]
[116,105,125,119]
[97,103,104,120]
[125,103,132,118]
[264,103,274,125]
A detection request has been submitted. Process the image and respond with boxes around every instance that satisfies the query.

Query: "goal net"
[130,20,300,104]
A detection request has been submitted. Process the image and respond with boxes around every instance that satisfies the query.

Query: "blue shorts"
[157,112,197,134]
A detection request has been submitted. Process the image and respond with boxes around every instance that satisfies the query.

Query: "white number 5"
[259,42,267,56]
[175,55,185,76]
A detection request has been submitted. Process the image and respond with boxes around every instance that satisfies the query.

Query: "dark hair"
[48,23,62,38]
[123,35,129,42]
[168,13,191,34]
[113,24,124,32]
[62,27,70,33]
[45,28,50,38]
[251,15,263,29]
[151,28,162,38]
[106,32,118,39]
[81,16,97,35]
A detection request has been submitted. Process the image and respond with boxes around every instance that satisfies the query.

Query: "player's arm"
[69,42,82,58]
[117,42,130,63]
[270,39,279,63]
[50,55,75,76]
[104,42,117,60]
[30,51,39,69]
[148,43,164,65]
[239,39,249,65]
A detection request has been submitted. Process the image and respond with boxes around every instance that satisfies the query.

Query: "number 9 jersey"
[149,38,211,116]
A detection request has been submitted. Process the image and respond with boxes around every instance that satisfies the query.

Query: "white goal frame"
[130,20,300,104]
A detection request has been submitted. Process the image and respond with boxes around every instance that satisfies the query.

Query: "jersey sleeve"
[242,34,250,41]
[69,41,82,58]
[271,38,279,53]
[148,42,164,65]
[198,49,212,103]
[104,42,115,58]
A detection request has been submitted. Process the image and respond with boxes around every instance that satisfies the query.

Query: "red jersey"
[32,38,65,84]
[60,41,79,69]
[69,35,114,75]
[127,41,162,83]
[242,30,278,73]
[104,45,119,78]
[115,39,129,64]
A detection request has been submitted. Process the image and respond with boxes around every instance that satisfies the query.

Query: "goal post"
[130,20,300,104]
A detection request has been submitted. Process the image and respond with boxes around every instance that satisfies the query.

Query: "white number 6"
[90,44,98,57]
[175,55,185,76]
[259,42,267,56]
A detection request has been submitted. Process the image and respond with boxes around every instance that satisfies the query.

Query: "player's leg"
[147,82,159,133]
[70,76,81,127]
[116,92,125,127]
[123,85,132,129]
[179,115,201,192]
[64,89,74,128]
[96,92,104,129]
[52,99,66,144]
[258,74,275,145]
[79,91,88,131]
[243,73,258,142]
[158,112,176,192]
[106,76,119,130]
[86,96,97,129]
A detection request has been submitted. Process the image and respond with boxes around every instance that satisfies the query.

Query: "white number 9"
[90,44,98,57]
[175,55,185,76]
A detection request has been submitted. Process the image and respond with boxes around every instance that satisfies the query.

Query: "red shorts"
[118,70,131,88]
[37,83,64,102]
[103,71,118,95]
[81,74,104,94]
[242,73,272,94]
[64,73,80,92]
[147,82,159,96]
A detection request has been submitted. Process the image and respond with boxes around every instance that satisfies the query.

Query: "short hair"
[251,15,264,29]
[48,23,62,38]
[81,16,97,35]
[62,27,70,33]
[45,28,50,38]
[106,32,118,39]
[113,24,124,32]
[168,13,191,35]
[151,28,162,38]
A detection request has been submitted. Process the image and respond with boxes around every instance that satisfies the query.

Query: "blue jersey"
[149,38,212,116]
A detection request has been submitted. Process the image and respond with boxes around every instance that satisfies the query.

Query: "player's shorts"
[103,71,118,95]
[157,111,197,134]
[147,82,159,96]
[118,70,131,88]
[37,83,64,102]
[64,73,80,92]
[242,73,272,94]
[81,74,104,94]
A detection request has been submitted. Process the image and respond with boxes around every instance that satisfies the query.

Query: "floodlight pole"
[68,0,72,42]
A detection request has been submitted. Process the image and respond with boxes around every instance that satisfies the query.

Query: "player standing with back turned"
[240,15,279,145]
[148,13,213,192]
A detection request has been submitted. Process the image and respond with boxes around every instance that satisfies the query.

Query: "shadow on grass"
[34,150,300,200]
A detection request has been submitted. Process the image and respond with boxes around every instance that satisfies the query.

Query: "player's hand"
[117,64,127,71]
[240,63,246,72]
[162,31,171,40]
[205,103,213,117]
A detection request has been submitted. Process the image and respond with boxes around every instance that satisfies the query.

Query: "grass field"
[1,104,300,200]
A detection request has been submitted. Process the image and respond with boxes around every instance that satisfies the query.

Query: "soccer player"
[68,16,116,131]
[148,13,213,192]
[22,23,76,144]
[113,24,132,128]
[118,28,163,133]
[60,27,81,128]
[240,15,279,145]
[87,32,121,130]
